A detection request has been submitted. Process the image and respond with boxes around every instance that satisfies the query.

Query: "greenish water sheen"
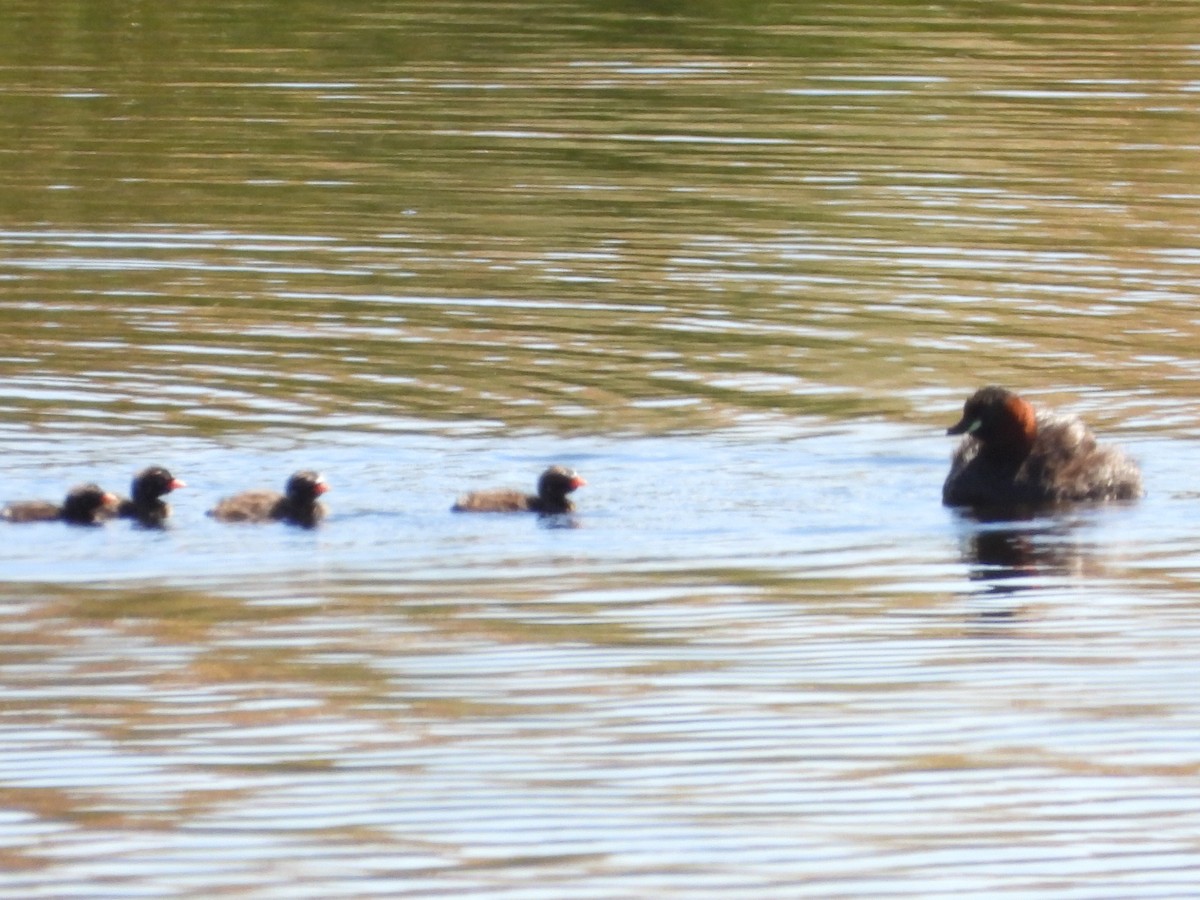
[2,1,1200,896]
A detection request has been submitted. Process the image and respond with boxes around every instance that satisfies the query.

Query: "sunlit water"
[2,1,1200,896]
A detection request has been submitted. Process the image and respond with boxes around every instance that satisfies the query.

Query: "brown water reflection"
[0,1,1197,439]
[2,0,1200,896]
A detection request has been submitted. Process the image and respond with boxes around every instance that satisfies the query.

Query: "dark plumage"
[2,483,119,525]
[452,465,586,514]
[943,386,1143,508]
[207,470,329,527]
[105,466,186,528]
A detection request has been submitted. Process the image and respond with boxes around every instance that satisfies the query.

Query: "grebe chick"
[208,470,329,527]
[106,466,186,528]
[452,465,586,514]
[2,483,119,525]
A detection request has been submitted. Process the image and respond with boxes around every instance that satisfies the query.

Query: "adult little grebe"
[208,470,329,527]
[452,465,586,514]
[943,386,1142,507]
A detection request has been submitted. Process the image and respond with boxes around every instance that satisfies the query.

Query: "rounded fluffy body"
[943,386,1143,508]
[208,470,329,527]
[2,483,119,525]
[108,466,186,527]
[452,465,586,514]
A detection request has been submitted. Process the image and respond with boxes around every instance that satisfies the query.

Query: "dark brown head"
[130,466,186,505]
[536,465,586,506]
[285,470,329,506]
[61,483,119,525]
[947,386,1038,461]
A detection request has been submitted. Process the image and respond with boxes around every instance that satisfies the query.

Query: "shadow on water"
[949,504,1113,594]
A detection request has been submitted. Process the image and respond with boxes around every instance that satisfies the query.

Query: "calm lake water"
[3,1,1200,896]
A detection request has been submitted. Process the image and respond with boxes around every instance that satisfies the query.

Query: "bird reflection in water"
[951,505,1095,616]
